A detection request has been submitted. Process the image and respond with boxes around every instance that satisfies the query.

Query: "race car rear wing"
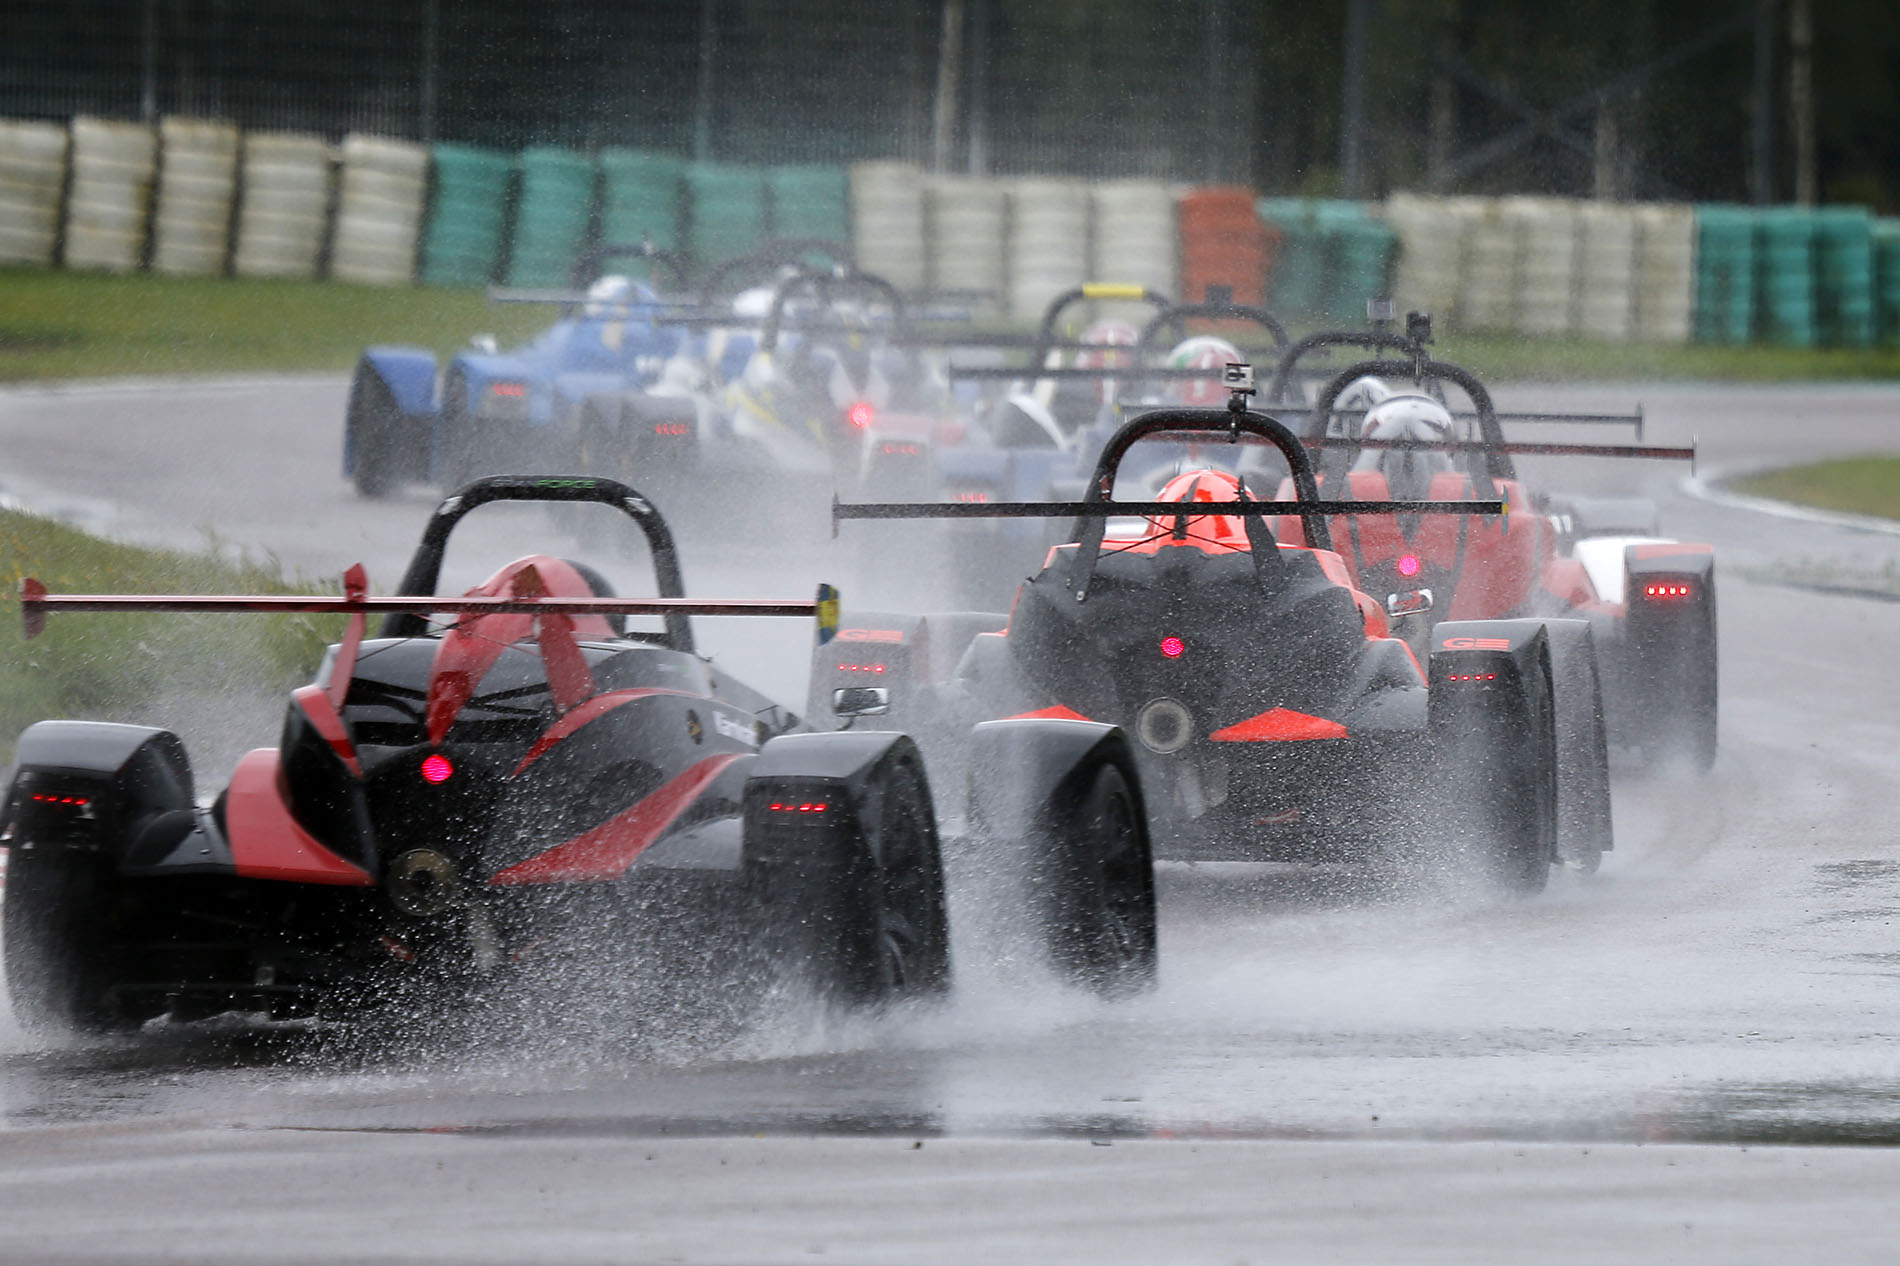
[21,575,842,644]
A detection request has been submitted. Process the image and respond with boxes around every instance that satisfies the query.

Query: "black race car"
[818,387,1615,893]
[2,477,1155,1037]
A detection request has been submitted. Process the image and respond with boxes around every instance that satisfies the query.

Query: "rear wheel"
[1544,621,1613,873]
[346,369,404,498]
[3,845,121,1035]
[1432,662,1558,896]
[751,751,950,1010]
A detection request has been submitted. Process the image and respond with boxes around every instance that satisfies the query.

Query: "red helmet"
[1145,468,1255,552]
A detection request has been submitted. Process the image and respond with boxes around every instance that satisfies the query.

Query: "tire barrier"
[1506,196,1579,338]
[64,116,157,273]
[599,148,684,263]
[684,160,766,268]
[11,113,1899,350]
[1091,178,1177,320]
[1813,206,1876,350]
[420,142,512,287]
[233,130,332,279]
[1178,186,1273,308]
[505,146,596,287]
[1008,176,1091,322]
[766,164,850,248]
[329,133,427,286]
[1876,220,1900,347]
[926,175,1006,314]
[1631,205,1695,345]
[1694,205,1756,344]
[0,119,68,267]
[850,160,926,290]
[151,117,238,277]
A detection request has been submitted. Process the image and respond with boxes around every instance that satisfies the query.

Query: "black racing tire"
[1432,664,1558,896]
[2,845,122,1035]
[345,367,405,498]
[756,753,951,1009]
[1544,621,1613,874]
[439,374,484,491]
[1029,761,1158,996]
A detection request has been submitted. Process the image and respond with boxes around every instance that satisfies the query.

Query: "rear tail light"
[1642,582,1694,599]
[420,754,454,784]
[880,441,921,457]
[766,801,829,814]
[1445,672,1498,682]
[652,421,690,437]
[1159,636,1185,659]
[836,662,887,673]
[951,488,992,503]
[488,382,526,398]
[847,402,875,429]
[1397,554,1421,578]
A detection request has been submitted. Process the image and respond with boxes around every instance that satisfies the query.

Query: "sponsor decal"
[837,628,905,644]
[1441,636,1512,651]
[685,710,703,743]
[713,710,761,747]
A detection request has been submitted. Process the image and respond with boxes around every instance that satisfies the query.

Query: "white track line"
[1681,465,1900,539]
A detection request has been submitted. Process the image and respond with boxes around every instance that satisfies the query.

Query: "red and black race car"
[818,390,1615,894]
[1273,356,1717,771]
[1,477,1156,1037]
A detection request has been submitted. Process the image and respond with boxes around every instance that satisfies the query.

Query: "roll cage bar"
[386,476,693,649]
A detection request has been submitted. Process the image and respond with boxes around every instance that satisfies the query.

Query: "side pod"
[3,721,212,874]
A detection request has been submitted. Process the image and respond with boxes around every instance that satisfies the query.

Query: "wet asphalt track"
[0,378,1898,1263]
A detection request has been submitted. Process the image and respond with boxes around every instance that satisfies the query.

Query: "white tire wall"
[1506,196,1579,337]
[233,131,332,280]
[329,133,427,285]
[1008,177,1090,322]
[1457,198,1521,334]
[1632,204,1696,345]
[0,119,69,266]
[1574,203,1637,341]
[63,116,156,273]
[1387,192,1475,327]
[850,161,925,290]
[1090,178,1177,321]
[925,175,1005,315]
[151,117,238,276]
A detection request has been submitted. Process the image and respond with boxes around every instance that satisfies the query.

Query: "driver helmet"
[1354,392,1457,502]
[1165,335,1244,407]
[1145,468,1255,552]
[584,273,635,318]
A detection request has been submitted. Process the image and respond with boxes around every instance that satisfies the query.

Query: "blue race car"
[342,246,714,498]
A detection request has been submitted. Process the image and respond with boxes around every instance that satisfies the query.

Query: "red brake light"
[835,662,886,673]
[1643,583,1694,599]
[847,402,875,429]
[1397,554,1421,578]
[880,441,920,456]
[952,489,991,503]
[420,754,454,784]
[29,793,90,806]
[1160,636,1185,659]
[489,382,526,398]
[767,801,829,814]
[1446,673,1498,682]
[653,421,690,437]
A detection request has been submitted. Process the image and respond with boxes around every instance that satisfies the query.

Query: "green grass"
[3,268,1899,383]
[1732,456,1900,520]
[0,509,343,758]
[0,268,547,382]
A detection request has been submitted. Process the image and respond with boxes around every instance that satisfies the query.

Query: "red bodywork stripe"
[1209,707,1349,742]
[224,749,374,885]
[489,753,744,885]
[1006,704,1092,722]
[510,687,707,777]
[292,685,363,778]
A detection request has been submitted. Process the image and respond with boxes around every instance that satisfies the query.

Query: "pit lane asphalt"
[0,377,1898,1264]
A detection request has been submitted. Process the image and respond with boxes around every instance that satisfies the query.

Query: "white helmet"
[1354,393,1457,501]
[584,274,635,317]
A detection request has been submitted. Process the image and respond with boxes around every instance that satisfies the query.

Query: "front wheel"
[1032,761,1158,996]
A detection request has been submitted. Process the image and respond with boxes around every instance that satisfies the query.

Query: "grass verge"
[1731,457,1900,521]
[3,268,1900,384]
[0,508,343,760]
